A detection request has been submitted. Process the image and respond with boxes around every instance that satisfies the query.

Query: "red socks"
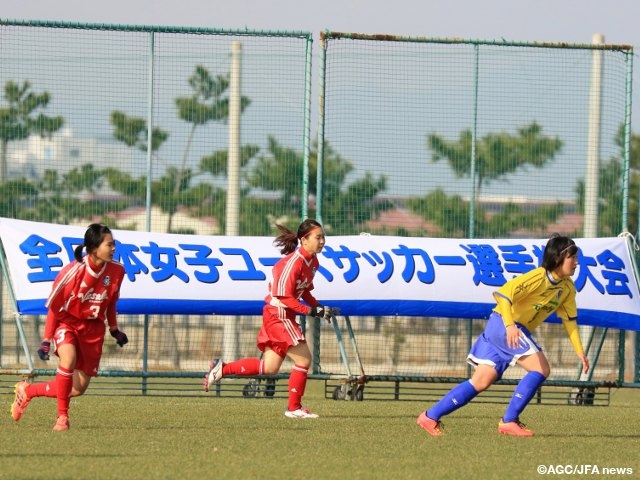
[26,380,58,398]
[287,364,309,411]
[221,358,262,376]
[55,366,74,417]
[218,358,310,411]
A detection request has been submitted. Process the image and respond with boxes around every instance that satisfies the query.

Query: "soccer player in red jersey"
[10,223,128,431]
[417,234,589,437]
[204,219,336,418]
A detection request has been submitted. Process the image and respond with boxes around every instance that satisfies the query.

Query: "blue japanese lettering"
[219,248,266,281]
[19,234,64,282]
[361,250,394,283]
[461,244,505,286]
[140,242,189,283]
[180,244,223,283]
[114,241,149,282]
[596,249,632,297]
[498,244,536,275]
[322,245,361,283]
[573,251,605,294]
[391,244,435,283]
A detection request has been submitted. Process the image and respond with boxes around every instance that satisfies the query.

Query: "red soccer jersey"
[44,257,125,339]
[265,247,319,315]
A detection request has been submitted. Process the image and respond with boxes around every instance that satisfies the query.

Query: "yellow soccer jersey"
[493,266,583,354]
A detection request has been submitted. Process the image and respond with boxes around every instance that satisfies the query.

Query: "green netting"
[317,33,633,238]
[0,22,637,388]
[0,21,313,233]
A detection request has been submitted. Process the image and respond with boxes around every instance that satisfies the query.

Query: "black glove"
[110,329,128,347]
[37,341,50,361]
[309,305,337,322]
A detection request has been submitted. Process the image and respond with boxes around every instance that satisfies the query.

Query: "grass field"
[1,378,639,480]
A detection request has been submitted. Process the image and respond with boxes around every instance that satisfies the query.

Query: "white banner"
[1,217,639,330]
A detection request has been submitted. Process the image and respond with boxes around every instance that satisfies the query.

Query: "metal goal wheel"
[242,381,258,398]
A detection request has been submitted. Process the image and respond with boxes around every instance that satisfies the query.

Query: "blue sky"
[3,0,639,199]
[5,0,637,129]
[4,0,638,48]
[4,1,637,114]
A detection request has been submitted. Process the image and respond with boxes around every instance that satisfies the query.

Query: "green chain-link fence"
[1,21,637,398]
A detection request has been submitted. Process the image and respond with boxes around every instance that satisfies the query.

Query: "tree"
[427,122,562,194]
[0,178,39,219]
[484,201,567,238]
[407,189,566,238]
[174,65,251,195]
[246,136,308,203]
[575,125,639,236]
[109,66,258,233]
[29,164,112,224]
[324,172,388,234]
[406,189,472,237]
[247,137,389,234]
[111,111,169,153]
[199,144,260,234]
[0,81,64,183]
[177,67,260,183]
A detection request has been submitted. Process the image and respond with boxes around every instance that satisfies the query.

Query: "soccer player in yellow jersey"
[417,234,589,437]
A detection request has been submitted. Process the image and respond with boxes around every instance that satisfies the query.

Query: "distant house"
[365,197,583,238]
[110,206,220,235]
[74,206,220,236]
[511,213,583,238]
[364,208,440,236]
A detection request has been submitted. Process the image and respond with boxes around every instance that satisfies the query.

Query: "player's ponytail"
[73,244,85,262]
[273,224,298,255]
[273,219,323,255]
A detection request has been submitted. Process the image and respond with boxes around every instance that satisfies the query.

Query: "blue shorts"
[467,312,542,378]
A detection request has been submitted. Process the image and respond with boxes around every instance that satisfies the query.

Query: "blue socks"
[425,371,546,423]
[503,371,546,422]
[427,380,478,421]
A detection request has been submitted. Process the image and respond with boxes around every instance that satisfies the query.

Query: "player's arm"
[43,286,65,341]
[300,291,318,309]
[42,262,80,340]
[271,260,315,315]
[559,310,589,373]
[493,292,521,348]
[278,295,313,315]
[301,290,339,319]
[558,285,588,372]
[278,294,335,321]
[106,303,118,332]
[42,309,58,341]
[107,270,128,346]
[39,289,64,360]
[106,276,122,332]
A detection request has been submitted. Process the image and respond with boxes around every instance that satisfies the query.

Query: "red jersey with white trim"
[265,247,319,315]
[43,257,125,339]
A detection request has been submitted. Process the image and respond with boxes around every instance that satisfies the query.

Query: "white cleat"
[203,359,223,392]
[284,407,319,419]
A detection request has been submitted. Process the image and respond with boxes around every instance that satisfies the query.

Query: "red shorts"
[52,320,106,377]
[257,304,305,358]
